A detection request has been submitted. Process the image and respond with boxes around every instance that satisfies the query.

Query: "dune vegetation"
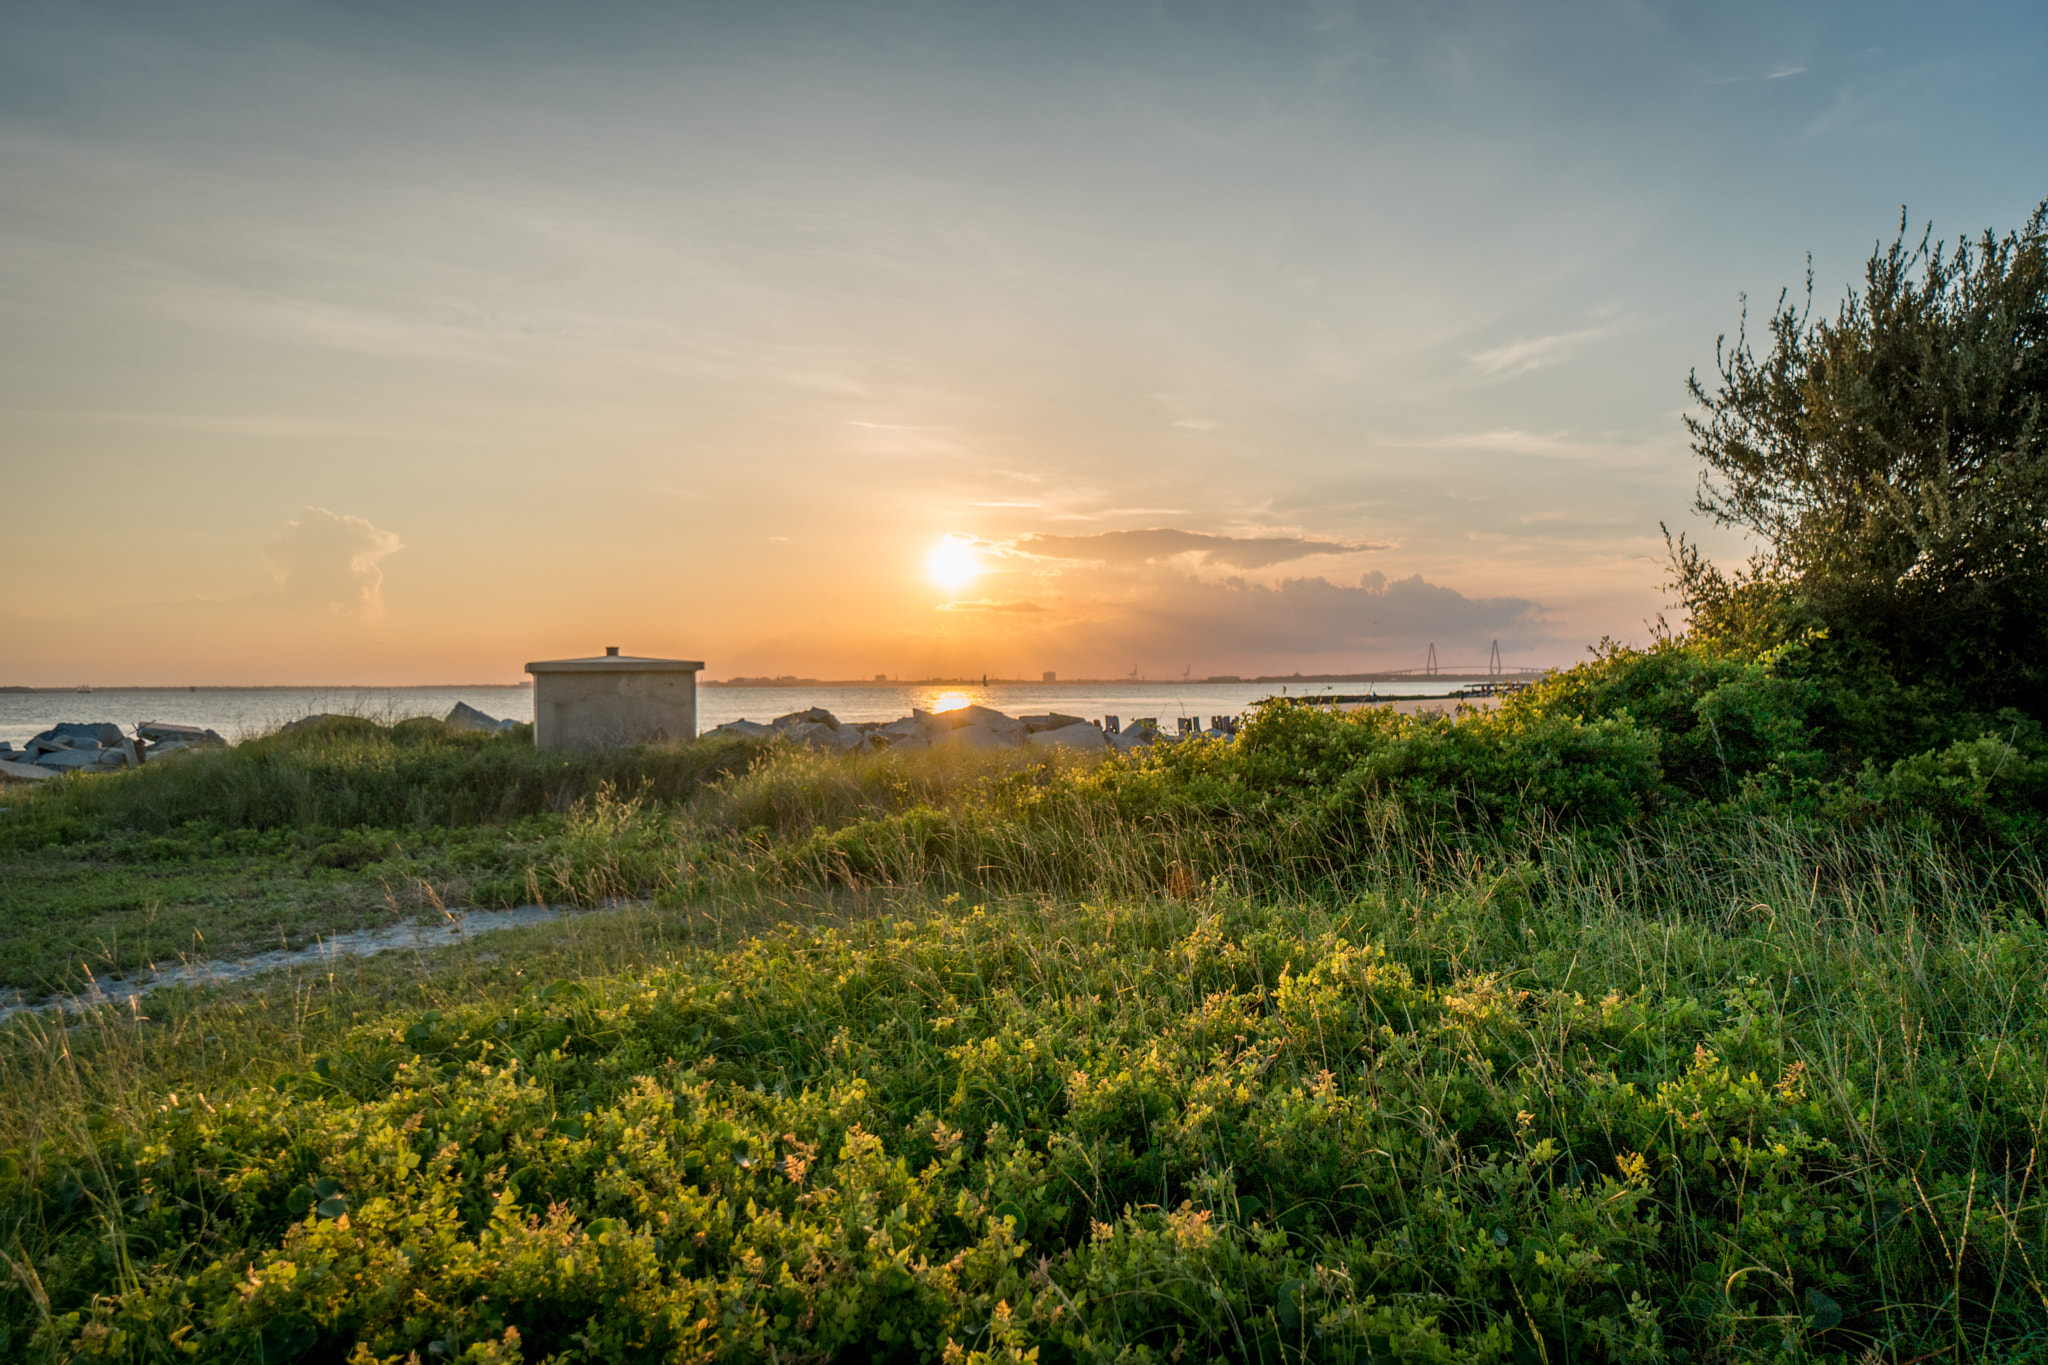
[2,664,2048,1363]
[0,202,2044,1362]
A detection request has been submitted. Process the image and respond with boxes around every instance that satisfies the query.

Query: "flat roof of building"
[526,651,704,674]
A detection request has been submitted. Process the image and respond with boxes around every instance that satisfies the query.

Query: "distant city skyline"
[3,1,2044,684]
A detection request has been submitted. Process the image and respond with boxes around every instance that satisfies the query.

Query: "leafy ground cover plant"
[3,819,2045,1362]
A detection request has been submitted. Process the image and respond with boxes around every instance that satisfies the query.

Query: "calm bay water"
[0,679,1469,748]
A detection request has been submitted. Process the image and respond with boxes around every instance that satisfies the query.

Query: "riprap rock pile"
[0,721,226,780]
[707,705,1239,754]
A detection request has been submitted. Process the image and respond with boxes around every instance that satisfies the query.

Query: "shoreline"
[1,672,1550,693]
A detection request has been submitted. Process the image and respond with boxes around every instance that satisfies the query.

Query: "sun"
[925,537,984,594]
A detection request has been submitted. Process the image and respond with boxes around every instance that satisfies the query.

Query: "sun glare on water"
[925,537,983,594]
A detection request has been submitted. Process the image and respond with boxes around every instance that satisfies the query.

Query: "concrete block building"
[524,647,703,750]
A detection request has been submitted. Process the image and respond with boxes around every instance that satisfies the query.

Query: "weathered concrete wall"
[530,667,699,750]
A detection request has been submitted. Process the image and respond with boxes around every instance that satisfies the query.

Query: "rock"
[954,704,1023,736]
[33,747,122,771]
[939,725,1019,750]
[1027,722,1107,751]
[711,719,778,740]
[870,717,929,749]
[1018,713,1085,733]
[772,707,839,731]
[445,701,519,734]
[137,721,204,742]
[1106,727,1153,752]
[136,721,226,748]
[786,720,863,751]
[34,722,123,748]
[0,758,57,782]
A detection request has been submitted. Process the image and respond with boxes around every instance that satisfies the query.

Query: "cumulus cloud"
[1014,528,1371,569]
[262,507,404,618]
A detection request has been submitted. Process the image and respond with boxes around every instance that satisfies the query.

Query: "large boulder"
[786,720,864,751]
[33,722,122,748]
[948,705,1026,743]
[1027,722,1107,751]
[445,702,519,733]
[1018,713,1085,734]
[872,717,930,749]
[711,719,778,740]
[137,721,226,747]
[939,725,1020,750]
[32,747,124,771]
[772,707,839,731]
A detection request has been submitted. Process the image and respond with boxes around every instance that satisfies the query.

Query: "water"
[0,902,624,1023]
[0,679,1480,748]
[0,686,538,748]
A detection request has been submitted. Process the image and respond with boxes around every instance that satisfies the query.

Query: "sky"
[2,0,2044,685]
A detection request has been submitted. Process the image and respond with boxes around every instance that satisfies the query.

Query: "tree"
[1674,198,2048,712]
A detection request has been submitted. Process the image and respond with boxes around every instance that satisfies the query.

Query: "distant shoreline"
[0,683,533,693]
[704,672,1548,688]
[1,671,1551,693]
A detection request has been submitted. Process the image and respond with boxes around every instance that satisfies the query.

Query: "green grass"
[5,706,2048,1361]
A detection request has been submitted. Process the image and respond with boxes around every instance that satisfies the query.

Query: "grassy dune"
[2,704,2047,1362]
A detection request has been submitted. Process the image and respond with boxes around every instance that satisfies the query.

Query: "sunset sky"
[3,1,2045,684]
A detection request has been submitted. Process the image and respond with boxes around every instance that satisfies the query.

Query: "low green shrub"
[8,840,2048,1362]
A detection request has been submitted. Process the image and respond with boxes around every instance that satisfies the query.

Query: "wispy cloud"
[936,598,1045,613]
[1014,528,1375,570]
[1468,325,1612,379]
[1766,65,1808,79]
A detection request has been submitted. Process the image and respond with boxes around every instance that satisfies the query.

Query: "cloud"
[262,507,403,618]
[1469,325,1613,379]
[1766,65,1808,79]
[936,599,1047,613]
[1065,571,1547,661]
[1014,528,1371,569]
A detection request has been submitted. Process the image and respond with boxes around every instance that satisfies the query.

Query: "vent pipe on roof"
[605,646,620,656]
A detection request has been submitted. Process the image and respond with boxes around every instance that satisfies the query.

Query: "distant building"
[1042,671,1057,682]
[875,674,888,683]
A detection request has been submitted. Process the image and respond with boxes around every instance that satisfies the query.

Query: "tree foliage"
[1675,199,2048,710]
